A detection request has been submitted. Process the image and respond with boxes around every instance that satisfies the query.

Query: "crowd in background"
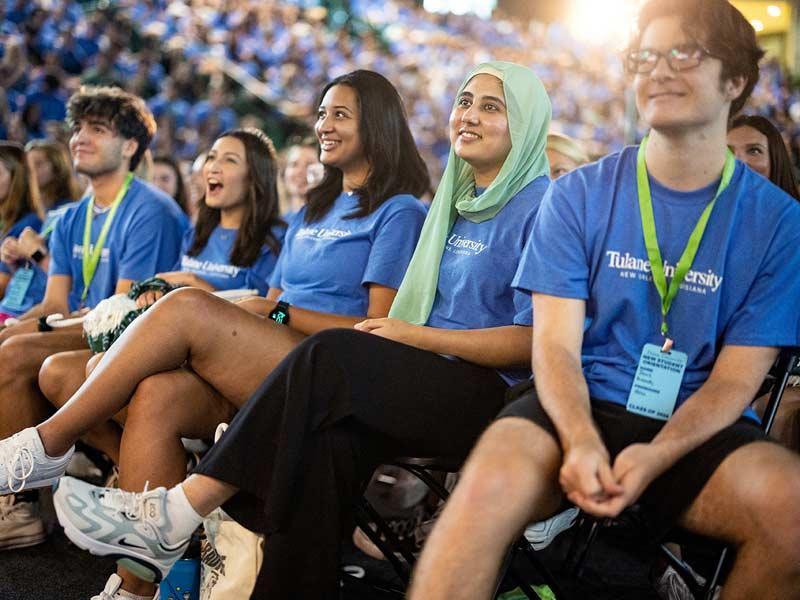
[3,0,800,185]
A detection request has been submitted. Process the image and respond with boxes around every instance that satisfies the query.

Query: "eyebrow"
[459,91,506,107]
[319,105,353,112]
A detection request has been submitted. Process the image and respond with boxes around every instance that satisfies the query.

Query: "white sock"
[114,588,156,600]
[163,484,204,545]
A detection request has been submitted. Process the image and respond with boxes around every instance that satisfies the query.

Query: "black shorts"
[499,383,771,538]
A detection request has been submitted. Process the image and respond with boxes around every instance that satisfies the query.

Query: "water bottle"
[159,532,201,600]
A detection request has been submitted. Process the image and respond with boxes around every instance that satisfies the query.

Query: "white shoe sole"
[53,492,167,582]
[1,476,62,496]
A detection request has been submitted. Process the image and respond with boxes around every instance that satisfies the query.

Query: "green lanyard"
[636,136,735,341]
[81,173,133,303]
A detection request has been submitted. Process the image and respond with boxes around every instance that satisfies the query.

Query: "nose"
[649,54,675,81]
[317,113,334,134]
[461,103,479,125]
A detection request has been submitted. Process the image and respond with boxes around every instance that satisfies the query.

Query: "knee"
[0,336,34,382]
[740,457,800,560]
[39,354,70,406]
[126,374,182,429]
[85,352,103,378]
[153,287,214,321]
[457,420,559,509]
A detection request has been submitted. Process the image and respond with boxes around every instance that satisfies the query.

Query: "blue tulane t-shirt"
[177,224,285,296]
[0,200,77,316]
[427,176,550,385]
[515,147,800,413]
[49,178,188,310]
[269,192,427,315]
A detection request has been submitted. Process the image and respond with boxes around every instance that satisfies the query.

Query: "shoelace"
[100,482,154,521]
[2,436,35,494]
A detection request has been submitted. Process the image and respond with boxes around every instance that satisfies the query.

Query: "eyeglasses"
[625,44,715,74]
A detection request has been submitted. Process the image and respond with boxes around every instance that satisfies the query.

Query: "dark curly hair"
[66,86,157,171]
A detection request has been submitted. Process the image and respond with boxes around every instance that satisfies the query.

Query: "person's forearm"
[533,341,599,451]
[17,302,44,321]
[287,305,363,336]
[410,325,531,368]
[648,378,764,472]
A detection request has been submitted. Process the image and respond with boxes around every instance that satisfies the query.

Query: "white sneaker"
[524,507,580,550]
[91,574,160,600]
[0,494,46,549]
[54,477,188,582]
[0,427,74,494]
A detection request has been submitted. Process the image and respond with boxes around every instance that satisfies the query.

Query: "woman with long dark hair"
[0,142,43,301]
[51,61,552,599]
[1,70,429,600]
[727,114,800,199]
[0,141,82,321]
[152,155,190,215]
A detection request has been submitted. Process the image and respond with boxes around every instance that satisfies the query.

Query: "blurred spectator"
[546,132,590,179]
[24,139,82,210]
[280,136,321,216]
[0,142,43,296]
[152,155,190,215]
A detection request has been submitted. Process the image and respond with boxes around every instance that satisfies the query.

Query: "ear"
[121,138,139,162]
[724,75,748,103]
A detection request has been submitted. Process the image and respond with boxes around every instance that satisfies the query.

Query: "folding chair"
[348,455,568,600]
[564,346,800,599]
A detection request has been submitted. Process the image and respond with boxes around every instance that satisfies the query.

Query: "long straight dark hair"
[729,114,800,201]
[189,128,283,265]
[304,70,430,224]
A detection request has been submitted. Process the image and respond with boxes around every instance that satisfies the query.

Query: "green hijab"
[389,61,552,325]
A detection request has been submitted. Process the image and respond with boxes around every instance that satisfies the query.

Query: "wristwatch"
[268,301,291,325]
[31,248,47,263]
[37,315,53,332]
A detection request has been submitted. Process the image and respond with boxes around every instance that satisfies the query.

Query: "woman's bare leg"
[119,369,236,492]
[36,288,305,456]
[39,350,123,464]
[114,369,237,597]
[182,474,238,517]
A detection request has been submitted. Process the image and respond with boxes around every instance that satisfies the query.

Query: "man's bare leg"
[409,418,564,600]
[36,288,305,456]
[678,441,800,600]
[0,329,85,438]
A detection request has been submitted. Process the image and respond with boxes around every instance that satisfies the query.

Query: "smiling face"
[69,117,135,177]
[284,145,321,199]
[727,125,770,180]
[314,84,367,176]
[202,136,249,213]
[633,16,743,135]
[449,73,512,186]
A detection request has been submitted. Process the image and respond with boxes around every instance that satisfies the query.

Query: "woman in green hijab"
[53,62,553,599]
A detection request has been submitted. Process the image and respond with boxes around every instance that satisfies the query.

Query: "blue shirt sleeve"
[361,203,426,289]
[48,208,75,277]
[513,178,589,300]
[117,205,184,282]
[174,228,195,271]
[723,222,800,347]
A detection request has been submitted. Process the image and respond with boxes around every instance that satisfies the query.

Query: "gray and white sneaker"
[91,574,160,600]
[0,427,74,494]
[54,477,189,583]
[524,507,580,550]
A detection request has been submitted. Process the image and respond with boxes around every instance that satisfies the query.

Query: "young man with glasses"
[0,86,186,559]
[410,1,800,598]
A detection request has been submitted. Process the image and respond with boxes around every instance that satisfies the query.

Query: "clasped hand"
[560,439,667,518]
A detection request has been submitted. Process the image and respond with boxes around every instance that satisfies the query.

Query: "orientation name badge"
[3,267,34,311]
[626,136,734,420]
